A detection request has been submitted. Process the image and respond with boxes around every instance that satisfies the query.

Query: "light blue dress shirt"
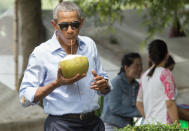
[19,33,110,115]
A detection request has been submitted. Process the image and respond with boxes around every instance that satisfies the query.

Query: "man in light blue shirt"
[19,1,111,131]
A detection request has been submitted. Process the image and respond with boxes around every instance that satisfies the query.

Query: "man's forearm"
[166,100,179,124]
[34,80,59,102]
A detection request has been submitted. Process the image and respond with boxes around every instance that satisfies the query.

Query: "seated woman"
[101,52,142,130]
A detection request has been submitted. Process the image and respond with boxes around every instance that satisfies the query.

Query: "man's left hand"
[90,70,110,94]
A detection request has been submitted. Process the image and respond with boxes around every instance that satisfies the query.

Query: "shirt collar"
[49,33,86,54]
[77,36,86,50]
[120,72,137,86]
[49,33,62,53]
[120,72,130,85]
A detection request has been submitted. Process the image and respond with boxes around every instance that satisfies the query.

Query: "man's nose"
[67,25,73,33]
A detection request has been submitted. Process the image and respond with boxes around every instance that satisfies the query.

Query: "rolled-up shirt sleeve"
[19,52,45,107]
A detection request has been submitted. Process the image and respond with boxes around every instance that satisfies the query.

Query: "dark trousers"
[44,115,105,131]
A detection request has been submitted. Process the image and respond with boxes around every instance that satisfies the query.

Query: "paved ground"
[0,82,46,131]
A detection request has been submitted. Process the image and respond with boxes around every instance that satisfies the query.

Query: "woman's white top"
[137,67,176,124]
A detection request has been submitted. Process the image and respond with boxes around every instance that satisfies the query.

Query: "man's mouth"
[65,36,74,39]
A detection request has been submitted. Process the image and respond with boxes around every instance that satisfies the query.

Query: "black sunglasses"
[58,21,81,30]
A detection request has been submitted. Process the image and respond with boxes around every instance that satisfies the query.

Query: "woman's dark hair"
[147,39,168,77]
[118,52,141,74]
[148,58,153,68]
[165,55,175,68]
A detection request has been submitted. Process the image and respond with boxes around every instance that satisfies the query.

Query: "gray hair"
[53,1,83,20]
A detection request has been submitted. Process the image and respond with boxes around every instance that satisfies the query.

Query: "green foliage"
[141,0,189,40]
[73,0,125,24]
[118,122,189,131]
[42,0,189,40]
[72,0,189,40]
[95,96,104,117]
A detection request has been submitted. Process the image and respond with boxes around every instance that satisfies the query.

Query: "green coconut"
[58,55,89,79]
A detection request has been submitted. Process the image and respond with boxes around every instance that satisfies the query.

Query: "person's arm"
[160,69,179,124]
[34,67,86,102]
[136,102,145,118]
[166,100,179,124]
[89,40,111,95]
[20,53,85,106]
[136,84,145,118]
[19,53,46,107]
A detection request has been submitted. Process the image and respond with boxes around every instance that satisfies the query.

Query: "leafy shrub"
[118,122,189,131]
[95,96,104,117]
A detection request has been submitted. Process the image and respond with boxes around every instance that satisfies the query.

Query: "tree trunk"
[169,12,185,38]
[14,0,19,91]
[18,0,46,89]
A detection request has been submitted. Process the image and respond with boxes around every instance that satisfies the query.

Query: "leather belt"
[51,111,95,120]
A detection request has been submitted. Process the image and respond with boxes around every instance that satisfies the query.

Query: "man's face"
[54,10,83,46]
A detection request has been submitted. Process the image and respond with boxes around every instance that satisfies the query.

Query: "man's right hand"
[55,67,86,86]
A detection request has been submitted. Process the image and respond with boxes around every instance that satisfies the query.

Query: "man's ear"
[51,19,58,30]
[79,18,84,29]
